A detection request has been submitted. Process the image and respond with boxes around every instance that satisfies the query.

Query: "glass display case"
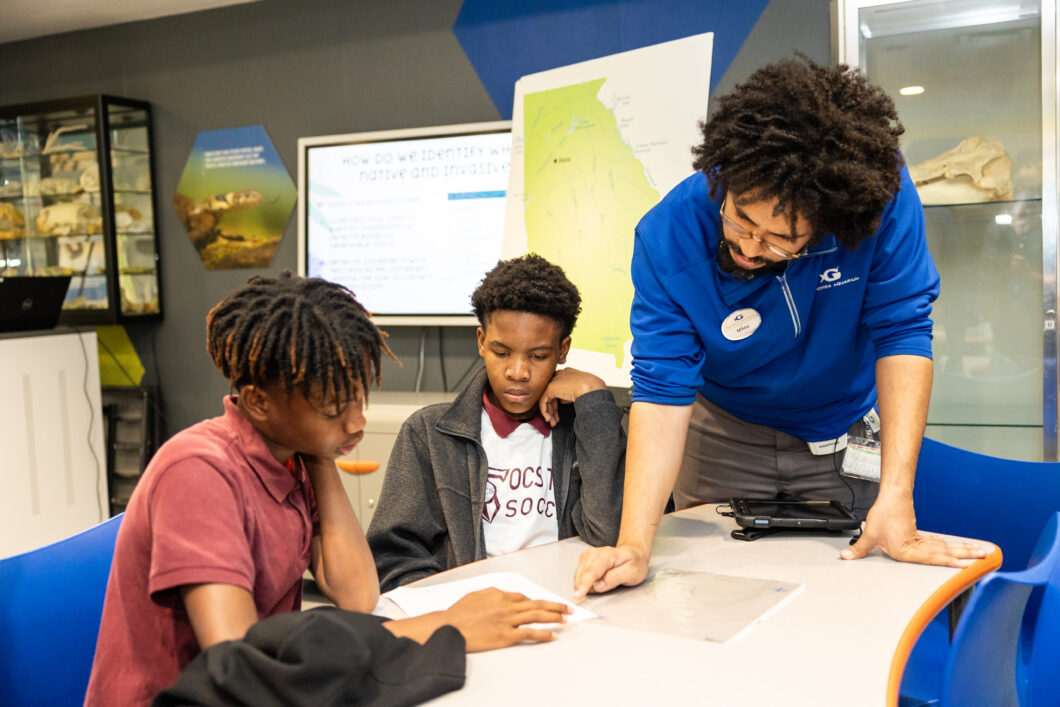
[0,95,162,323]
[833,0,1056,460]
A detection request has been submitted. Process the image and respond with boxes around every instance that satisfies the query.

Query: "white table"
[391,504,999,707]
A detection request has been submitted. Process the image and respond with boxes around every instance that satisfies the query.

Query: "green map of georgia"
[523,78,660,368]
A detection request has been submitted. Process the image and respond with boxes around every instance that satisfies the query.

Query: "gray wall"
[0,0,831,436]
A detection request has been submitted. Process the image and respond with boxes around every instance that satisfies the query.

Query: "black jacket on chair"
[152,607,466,707]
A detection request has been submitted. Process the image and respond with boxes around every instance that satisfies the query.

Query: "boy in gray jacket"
[367,255,626,591]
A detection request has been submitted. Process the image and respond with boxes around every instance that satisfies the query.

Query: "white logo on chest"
[820,268,841,283]
[817,267,860,291]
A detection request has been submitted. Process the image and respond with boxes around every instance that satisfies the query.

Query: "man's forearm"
[839,354,984,565]
[874,354,933,497]
[616,401,694,554]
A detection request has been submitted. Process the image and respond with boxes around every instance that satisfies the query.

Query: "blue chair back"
[913,438,1060,571]
[1025,512,1060,706]
[0,513,123,707]
[902,440,1060,705]
[940,512,1060,707]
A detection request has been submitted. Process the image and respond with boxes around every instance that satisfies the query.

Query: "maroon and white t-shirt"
[480,391,558,557]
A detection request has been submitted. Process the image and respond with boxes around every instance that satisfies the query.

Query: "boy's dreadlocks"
[206,272,392,407]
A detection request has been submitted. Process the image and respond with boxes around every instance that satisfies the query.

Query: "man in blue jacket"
[575,55,986,598]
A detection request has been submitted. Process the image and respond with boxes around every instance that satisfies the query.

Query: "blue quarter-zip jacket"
[630,167,939,442]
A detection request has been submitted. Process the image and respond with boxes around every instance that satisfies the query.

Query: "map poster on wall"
[174,125,296,270]
[503,33,712,387]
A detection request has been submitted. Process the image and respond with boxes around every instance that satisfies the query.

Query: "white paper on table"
[385,571,596,623]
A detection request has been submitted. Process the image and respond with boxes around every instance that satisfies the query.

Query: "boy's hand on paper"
[539,367,607,426]
[443,587,571,652]
[573,544,649,600]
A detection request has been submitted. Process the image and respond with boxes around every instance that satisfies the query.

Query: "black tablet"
[730,498,861,531]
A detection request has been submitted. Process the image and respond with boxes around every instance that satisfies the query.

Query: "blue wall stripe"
[453,0,771,119]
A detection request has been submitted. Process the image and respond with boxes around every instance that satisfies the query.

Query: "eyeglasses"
[719,196,806,261]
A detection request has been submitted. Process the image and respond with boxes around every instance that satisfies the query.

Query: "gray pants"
[675,395,879,520]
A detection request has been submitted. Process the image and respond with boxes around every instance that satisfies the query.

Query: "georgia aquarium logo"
[817,267,860,291]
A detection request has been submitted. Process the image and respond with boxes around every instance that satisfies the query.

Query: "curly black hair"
[692,54,904,250]
[206,271,393,407]
[471,254,581,340]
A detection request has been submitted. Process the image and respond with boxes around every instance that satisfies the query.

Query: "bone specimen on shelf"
[0,130,20,159]
[35,202,102,236]
[59,236,104,273]
[49,150,96,172]
[0,130,40,158]
[38,176,83,195]
[42,124,90,154]
[0,203,25,239]
[114,206,147,233]
[79,164,100,193]
[908,136,1014,204]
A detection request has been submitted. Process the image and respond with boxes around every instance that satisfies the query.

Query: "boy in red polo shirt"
[85,273,570,706]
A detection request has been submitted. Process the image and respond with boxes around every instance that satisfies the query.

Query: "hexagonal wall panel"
[173,125,295,269]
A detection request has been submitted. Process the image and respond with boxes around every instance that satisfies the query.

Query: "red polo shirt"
[85,396,318,706]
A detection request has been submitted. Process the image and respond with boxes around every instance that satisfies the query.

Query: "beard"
[717,239,789,279]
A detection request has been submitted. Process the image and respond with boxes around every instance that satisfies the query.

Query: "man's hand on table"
[572,544,650,600]
[840,491,987,567]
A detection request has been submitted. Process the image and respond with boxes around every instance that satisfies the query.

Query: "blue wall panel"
[453,0,770,118]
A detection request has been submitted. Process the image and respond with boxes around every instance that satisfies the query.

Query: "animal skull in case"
[909,136,1014,205]
[35,201,102,236]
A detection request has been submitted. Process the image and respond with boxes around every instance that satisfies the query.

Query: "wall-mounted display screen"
[297,121,511,325]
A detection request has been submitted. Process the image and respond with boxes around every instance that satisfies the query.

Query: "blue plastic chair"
[901,439,1060,705]
[943,512,1060,706]
[899,512,1060,707]
[0,514,123,707]
[1025,512,1060,706]
[912,438,1060,572]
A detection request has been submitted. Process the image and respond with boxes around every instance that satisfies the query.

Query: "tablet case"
[730,498,861,531]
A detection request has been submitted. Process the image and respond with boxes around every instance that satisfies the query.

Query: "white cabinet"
[338,392,455,527]
[0,329,107,558]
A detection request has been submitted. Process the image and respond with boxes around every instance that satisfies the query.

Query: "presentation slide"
[305,130,511,316]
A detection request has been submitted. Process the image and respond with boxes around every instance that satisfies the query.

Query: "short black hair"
[206,272,391,406]
[471,254,581,340]
[692,54,904,250]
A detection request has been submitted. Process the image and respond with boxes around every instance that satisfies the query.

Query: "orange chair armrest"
[886,544,1003,706]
